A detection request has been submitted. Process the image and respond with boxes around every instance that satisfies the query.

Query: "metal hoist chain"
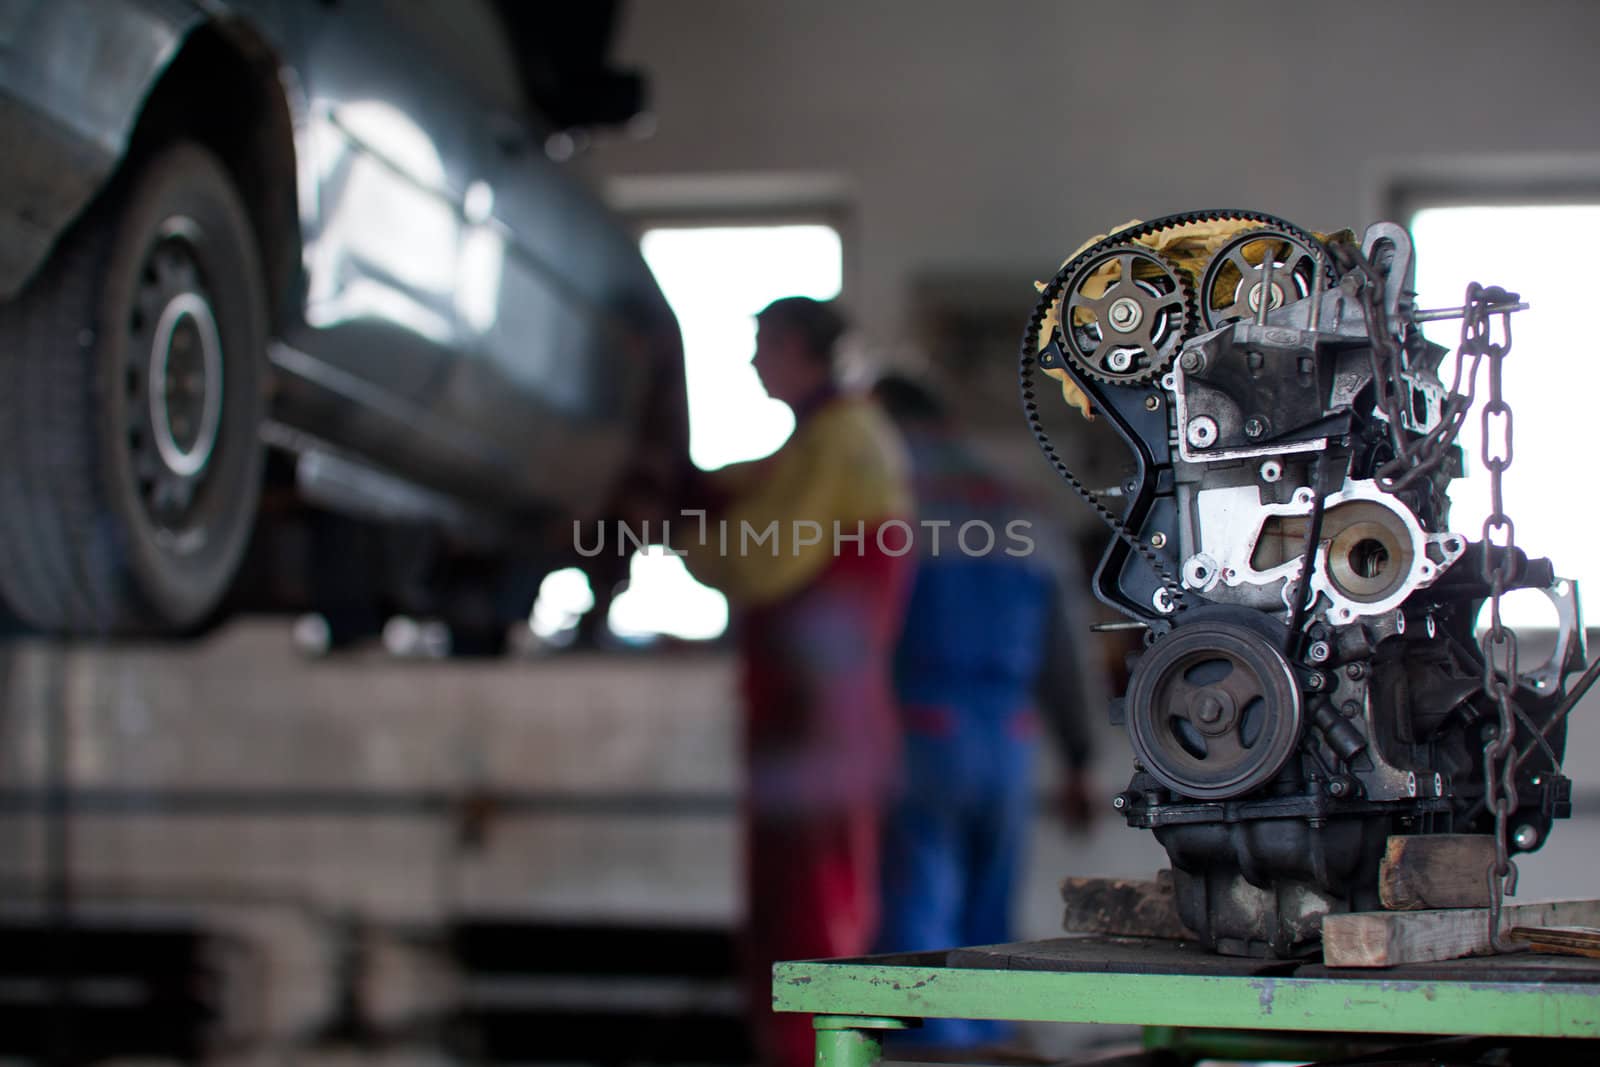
[1344,262,1524,947]
[1333,242,1504,495]
[1465,282,1523,952]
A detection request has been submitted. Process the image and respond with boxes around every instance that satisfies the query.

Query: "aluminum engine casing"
[1023,214,1583,957]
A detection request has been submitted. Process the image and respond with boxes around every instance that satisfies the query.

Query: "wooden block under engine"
[1324,899,1600,967]
[1379,834,1497,911]
[1060,870,1194,941]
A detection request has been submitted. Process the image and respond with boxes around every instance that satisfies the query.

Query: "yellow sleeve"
[680,399,910,605]
[702,456,769,497]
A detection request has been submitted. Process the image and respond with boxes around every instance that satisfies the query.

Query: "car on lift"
[0,1,686,646]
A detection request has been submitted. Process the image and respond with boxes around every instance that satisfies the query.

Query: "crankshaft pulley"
[1126,621,1304,800]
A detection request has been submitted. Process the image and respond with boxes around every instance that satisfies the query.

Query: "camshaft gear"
[1058,244,1193,385]
[1199,227,1328,331]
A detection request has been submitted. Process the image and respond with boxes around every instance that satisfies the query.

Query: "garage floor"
[1,620,1596,1062]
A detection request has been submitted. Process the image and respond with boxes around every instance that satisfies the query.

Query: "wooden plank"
[1303,948,1600,983]
[1060,871,1193,940]
[1323,898,1600,968]
[1378,834,1496,910]
[1510,925,1600,959]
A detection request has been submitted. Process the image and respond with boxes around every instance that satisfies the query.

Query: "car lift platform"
[774,935,1600,1066]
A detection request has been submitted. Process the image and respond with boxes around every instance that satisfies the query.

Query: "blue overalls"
[873,435,1057,1048]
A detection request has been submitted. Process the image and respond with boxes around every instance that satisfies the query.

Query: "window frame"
[1380,157,1600,225]
[1383,166,1600,632]
[613,180,856,471]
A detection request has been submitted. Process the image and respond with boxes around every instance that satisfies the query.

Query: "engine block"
[1022,213,1586,957]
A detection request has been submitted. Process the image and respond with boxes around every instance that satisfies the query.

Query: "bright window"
[1410,204,1600,626]
[529,566,594,643]
[608,553,730,642]
[595,222,845,642]
[642,224,843,469]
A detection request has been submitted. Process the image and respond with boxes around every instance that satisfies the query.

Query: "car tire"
[0,141,267,635]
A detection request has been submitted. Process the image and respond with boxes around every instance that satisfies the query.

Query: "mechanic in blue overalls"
[870,374,1099,1050]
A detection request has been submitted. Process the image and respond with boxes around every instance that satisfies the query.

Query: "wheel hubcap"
[151,292,223,478]
[125,228,224,532]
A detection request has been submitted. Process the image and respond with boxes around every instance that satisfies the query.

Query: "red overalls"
[680,390,912,1067]
[740,544,909,1067]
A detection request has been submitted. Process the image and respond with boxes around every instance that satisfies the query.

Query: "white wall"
[593,0,1600,350]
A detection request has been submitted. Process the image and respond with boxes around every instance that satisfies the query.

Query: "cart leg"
[812,1015,911,1067]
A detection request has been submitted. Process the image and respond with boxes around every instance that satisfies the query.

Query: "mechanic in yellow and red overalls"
[680,297,912,1067]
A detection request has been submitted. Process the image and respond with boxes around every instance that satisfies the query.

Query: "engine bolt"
[1307,640,1332,664]
[1112,794,1128,811]
[1340,700,1361,717]
[1144,394,1161,411]
[1346,663,1366,681]
[1107,297,1143,332]
[1150,532,1167,549]
[1327,779,1348,798]
[1304,671,1325,692]
[1513,824,1539,850]
[1186,416,1219,449]
[1180,350,1202,373]
[1243,415,1267,439]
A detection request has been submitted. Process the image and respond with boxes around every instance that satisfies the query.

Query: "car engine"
[1020,211,1591,957]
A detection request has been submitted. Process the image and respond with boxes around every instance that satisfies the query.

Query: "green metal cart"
[773,936,1600,1066]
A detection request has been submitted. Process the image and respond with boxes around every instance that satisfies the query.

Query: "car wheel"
[0,141,267,635]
